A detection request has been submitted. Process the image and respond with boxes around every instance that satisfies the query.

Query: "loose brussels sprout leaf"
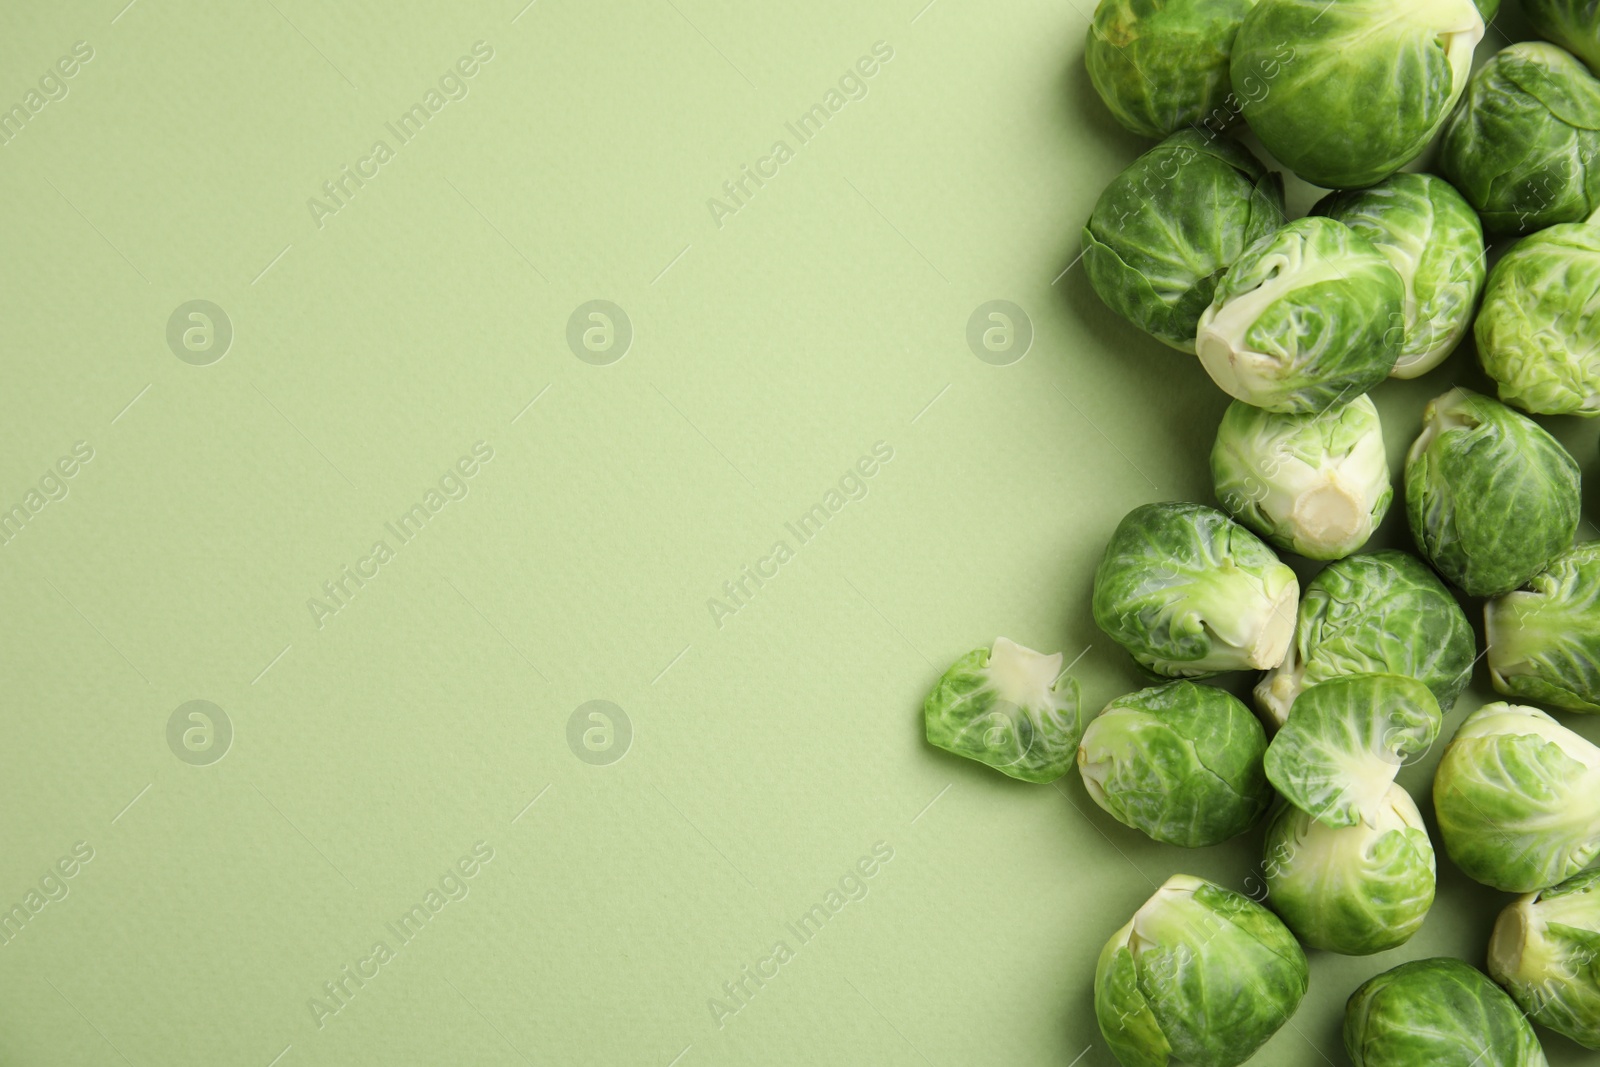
[1078,682,1270,847]
[1344,957,1549,1067]
[1095,874,1308,1067]
[1256,550,1474,729]
[1083,132,1285,352]
[1490,868,1600,1050]
[1439,42,1600,234]
[923,637,1083,783]
[1263,783,1436,955]
[1524,0,1600,74]
[1231,0,1483,188]
[1086,0,1260,139]
[1405,388,1581,597]
[1195,217,1404,414]
[1092,502,1299,678]
[1314,173,1487,379]
[1434,702,1600,893]
[1263,673,1441,828]
[1487,542,1600,714]
[1476,215,1600,416]
[1211,395,1391,560]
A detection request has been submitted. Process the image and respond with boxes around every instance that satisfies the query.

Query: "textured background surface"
[1,0,1596,1064]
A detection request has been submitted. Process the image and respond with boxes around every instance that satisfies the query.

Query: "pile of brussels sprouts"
[923,0,1600,1062]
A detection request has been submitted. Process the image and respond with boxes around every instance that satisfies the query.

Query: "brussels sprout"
[1095,874,1308,1067]
[1092,502,1299,678]
[1487,542,1600,714]
[1078,682,1270,847]
[1406,388,1581,597]
[1262,783,1436,955]
[1195,217,1404,413]
[1314,174,1488,379]
[1490,868,1600,1050]
[1211,395,1391,560]
[1230,0,1483,189]
[1476,0,1501,19]
[923,637,1084,783]
[1439,42,1600,234]
[1524,0,1600,74]
[1476,214,1600,415]
[1085,0,1260,139]
[1433,702,1600,893]
[1255,551,1474,729]
[1345,957,1549,1067]
[1083,132,1286,351]
[1263,673,1441,828]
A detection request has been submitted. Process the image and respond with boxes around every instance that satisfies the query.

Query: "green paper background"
[2,0,1597,1064]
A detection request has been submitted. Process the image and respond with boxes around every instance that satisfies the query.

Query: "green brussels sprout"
[1210,395,1391,560]
[1345,957,1550,1067]
[1524,0,1600,74]
[1439,42,1600,234]
[1262,783,1436,955]
[1263,673,1441,828]
[1490,868,1600,1050]
[1487,542,1600,714]
[1314,173,1488,379]
[1085,0,1260,139]
[1255,551,1474,729]
[1078,682,1271,846]
[1230,0,1483,189]
[1476,0,1501,19]
[1095,874,1308,1067]
[1405,388,1581,597]
[1092,502,1299,678]
[1476,213,1600,415]
[923,637,1084,783]
[1195,217,1404,413]
[1433,701,1600,893]
[1083,132,1286,352]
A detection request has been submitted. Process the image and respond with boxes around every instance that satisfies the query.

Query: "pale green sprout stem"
[1489,868,1600,1049]
[1211,395,1391,560]
[1486,542,1600,713]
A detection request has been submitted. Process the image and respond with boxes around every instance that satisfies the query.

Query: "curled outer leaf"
[1263,673,1441,828]
[923,637,1084,783]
